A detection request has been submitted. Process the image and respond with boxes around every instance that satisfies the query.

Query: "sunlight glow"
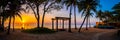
[21,20,25,29]
[22,20,25,23]
[22,24,25,28]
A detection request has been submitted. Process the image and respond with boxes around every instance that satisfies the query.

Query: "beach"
[0,28,118,40]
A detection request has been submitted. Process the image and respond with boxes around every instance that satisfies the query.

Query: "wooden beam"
[62,19,64,30]
[56,19,58,31]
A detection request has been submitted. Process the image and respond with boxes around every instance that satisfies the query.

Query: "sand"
[0,28,119,40]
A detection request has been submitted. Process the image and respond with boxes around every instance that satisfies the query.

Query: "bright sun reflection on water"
[22,20,25,29]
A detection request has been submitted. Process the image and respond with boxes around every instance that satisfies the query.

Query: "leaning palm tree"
[78,0,100,32]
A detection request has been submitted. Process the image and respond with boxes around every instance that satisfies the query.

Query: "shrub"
[22,27,56,34]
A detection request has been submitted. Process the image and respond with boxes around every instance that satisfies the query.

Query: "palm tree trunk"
[1,17,5,31]
[86,16,88,30]
[74,6,77,29]
[36,5,40,28]
[0,17,1,26]
[78,14,87,32]
[7,16,12,34]
[0,17,1,25]
[13,17,15,32]
[89,17,91,28]
[68,6,72,32]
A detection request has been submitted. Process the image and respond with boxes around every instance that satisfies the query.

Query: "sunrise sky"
[8,0,120,25]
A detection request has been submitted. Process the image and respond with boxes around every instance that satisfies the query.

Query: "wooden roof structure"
[52,17,70,20]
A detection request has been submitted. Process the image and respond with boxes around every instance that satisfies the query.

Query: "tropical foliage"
[78,0,100,32]
[0,0,25,34]
[112,2,120,22]
[1,0,120,34]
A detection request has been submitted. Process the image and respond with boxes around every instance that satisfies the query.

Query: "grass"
[22,27,56,34]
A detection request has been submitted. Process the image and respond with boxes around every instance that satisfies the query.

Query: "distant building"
[96,22,105,26]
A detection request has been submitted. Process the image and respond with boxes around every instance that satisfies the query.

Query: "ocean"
[5,23,95,29]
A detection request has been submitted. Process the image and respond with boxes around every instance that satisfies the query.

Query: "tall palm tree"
[0,0,9,31]
[62,0,79,32]
[78,0,100,32]
[112,2,120,13]
[6,0,25,34]
[63,0,73,32]
[112,2,120,22]
[0,11,9,31]
[62,0,80,30]
[73,0,79,29]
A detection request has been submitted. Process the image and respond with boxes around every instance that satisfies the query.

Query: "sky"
[11,0,120,25]
[98,0,120,11]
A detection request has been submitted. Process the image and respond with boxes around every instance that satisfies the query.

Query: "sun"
[22,20,25,23]
[21,20,25,29]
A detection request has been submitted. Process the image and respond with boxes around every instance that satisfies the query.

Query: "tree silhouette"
[96,10,103,22]
[26,0,47,28]
[63,0,74,32]
[0,0,9,31]
[41,0,62,28]
[4,0,25,34]
[78,0,100,32]
[112,2,120,22]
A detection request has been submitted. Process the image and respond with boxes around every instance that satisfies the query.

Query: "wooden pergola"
[51,17,70,31]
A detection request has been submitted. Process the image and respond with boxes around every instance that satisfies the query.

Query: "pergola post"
[52,19,54,30]
[60,20,61,28]
[62,19,64,30]
[56,19,58,31]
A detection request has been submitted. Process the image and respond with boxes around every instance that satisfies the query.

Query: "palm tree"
[61,0,79,30]
[78,0,100,32]
[63,0,80,32]
[103,11,113,23]
[0,0,9,31]
[1,11,10,31]
[96,10,103,22]
[63,0,73,32]
[6,0,25,34]
[112,2,120,13]
[12,12,22,32]
[112,2,120,22]
[73,0,79,29]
